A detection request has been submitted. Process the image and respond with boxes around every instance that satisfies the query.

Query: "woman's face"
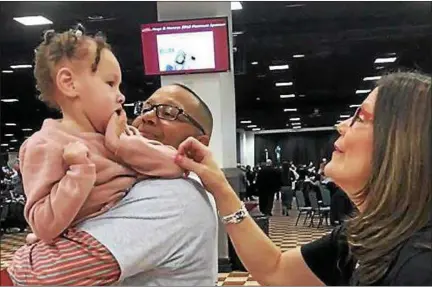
[324,88,377,205]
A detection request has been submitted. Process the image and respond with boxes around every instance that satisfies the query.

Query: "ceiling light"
[374,57,397,64]
[349,104,361,108]
[363,76,381,81]
[88,15,104,21]
[10,139,18,143]
[233,31,244,36]
[269,64,289,71]
[356,89,372,94]
[340,115,351,118]
[240,120,252,124]
[293,126,301,129]
[289,117,300,121]
[281,94,295,99]
[299,94,306,97]
[10,64,32,69]
[231,1,243,10]
[285,4,305,8]
[9,148,15,151]
[123,103,134,107]
[284,108,297,112]
[252,128,261,131]
[251,61,258,65]
[256,97,261,101]
[275,82,293,87]
[2,70,13,74]
[22,128,33,131]
[1,144,8,147]
[13,16,53,26]
[5,123,16,126]
[5,134,13,137]
[293,54,305,58]
[375,66,385,70]
[247,125,257,128]
[292,122,301,126]
[337,120,343,124]
[1,99,19,103]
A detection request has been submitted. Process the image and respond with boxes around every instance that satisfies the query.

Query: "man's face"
[132,85,209,148]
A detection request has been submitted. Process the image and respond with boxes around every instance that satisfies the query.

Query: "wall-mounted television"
[140,17,230,76]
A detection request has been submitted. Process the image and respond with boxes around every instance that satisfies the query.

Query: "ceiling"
[1,1,432,152]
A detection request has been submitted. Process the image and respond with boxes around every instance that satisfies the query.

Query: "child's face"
[74,46,125,133]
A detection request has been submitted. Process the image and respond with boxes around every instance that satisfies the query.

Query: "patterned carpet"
[0,199,332,286]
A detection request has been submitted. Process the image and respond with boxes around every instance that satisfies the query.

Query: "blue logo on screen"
[159,48,174,54]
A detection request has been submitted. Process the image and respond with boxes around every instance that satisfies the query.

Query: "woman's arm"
[174,137,324,286]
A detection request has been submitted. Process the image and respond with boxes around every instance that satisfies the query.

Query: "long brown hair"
[347,72,432,284]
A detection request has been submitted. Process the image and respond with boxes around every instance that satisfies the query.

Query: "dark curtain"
[254,130,338,166]
[236,132,241,165]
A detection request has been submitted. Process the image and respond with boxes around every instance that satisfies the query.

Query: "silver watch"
[220,203,249,225]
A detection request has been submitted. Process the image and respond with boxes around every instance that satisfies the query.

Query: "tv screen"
[140,17,230,76]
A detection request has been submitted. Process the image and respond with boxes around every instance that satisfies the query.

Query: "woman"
[175,72,432,285]
[280,161,295,215]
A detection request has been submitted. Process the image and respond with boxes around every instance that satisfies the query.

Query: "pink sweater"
[19,119,183,243]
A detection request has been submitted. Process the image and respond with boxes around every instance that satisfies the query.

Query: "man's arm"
[78,178,217,282]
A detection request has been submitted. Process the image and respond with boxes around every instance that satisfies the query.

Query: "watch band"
[220,202,249,225]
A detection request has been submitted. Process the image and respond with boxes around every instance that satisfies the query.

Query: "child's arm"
[20,138,96,243]
[105,111,184,178]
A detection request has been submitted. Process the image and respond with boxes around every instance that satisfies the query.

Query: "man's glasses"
[134,101,206,135]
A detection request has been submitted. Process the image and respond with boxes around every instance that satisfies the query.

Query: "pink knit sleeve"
[20,138,96,243]
[113,133,184,178]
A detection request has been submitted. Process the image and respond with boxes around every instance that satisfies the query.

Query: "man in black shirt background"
[256,159,281,216]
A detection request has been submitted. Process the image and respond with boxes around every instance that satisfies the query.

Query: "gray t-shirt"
[78,178,218,286]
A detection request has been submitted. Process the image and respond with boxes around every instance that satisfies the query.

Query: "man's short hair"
[173,83,213,136]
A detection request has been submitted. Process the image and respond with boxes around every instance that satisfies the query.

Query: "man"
[255,159,281,216]
[77,83,218,285]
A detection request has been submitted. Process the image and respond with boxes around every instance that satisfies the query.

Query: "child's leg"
[7,228,120,286]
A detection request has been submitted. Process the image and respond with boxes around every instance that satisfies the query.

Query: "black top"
[256,166,281,192]
[301,223,432,285]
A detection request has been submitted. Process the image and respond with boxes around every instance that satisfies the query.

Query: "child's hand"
[63,142,90,166]
[105,110,128,153]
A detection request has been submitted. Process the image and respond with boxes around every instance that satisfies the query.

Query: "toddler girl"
[6,26,183,285]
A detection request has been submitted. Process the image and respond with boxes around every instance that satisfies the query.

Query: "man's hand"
[63,142,90,166]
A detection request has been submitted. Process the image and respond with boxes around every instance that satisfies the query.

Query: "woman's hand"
[175,137,229,194]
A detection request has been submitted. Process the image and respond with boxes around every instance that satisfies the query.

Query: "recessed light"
[289,117,301,121]
[233,31,244,36]
[280,94,295,99]
[269,64,289,71]
[374,57,397,64]
[240,120,252,124]
[375,66,385,70]
[252,128,261,131]
[1,70,13,74]
[1,144,8,147]
[349,104,361,108]
[256,97,261,101]
[9,148,15,151]
[10,64,32,69]
[293,126,301,129]
[22,128,33,131]
[275,82,293,87]
[356,89,372,94]
[340,115,351,118]
[5,134,13,137]
[88,15,104,21]
[247,125,257,128]
[1,99,19,103]
[5,123,17,126]
[13,16,53,26]
[293,54,305,58]
[299,94,306,97]
[251,61,258,65]
[10,139,18,143]
[363,76,381,81]
[123,103,134,107]
[284,108,297,112]
[231,1,243,10]
[285,4,305,8]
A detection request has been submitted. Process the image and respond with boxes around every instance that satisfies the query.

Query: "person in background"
[245,165,255,201]
[256,159,281,216]
[280,161,296,216]
[174,72,432,285]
